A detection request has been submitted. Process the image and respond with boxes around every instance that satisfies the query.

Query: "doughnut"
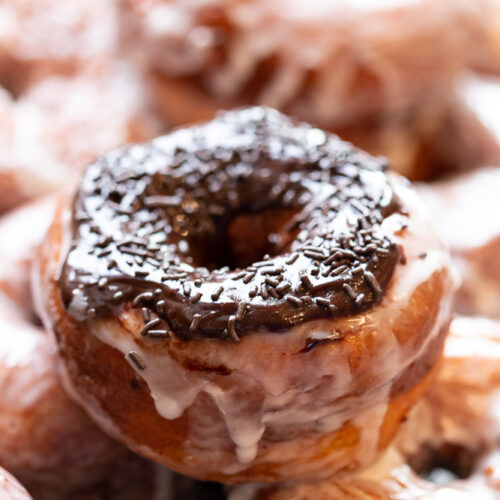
[0,89,67,214]
[335,94,500,182]
[35,107,456,483]
[0,62,161,214]
[0,199,166,499]
[0,468,31,500]
[0,0,118,94]
[229,316,500,499]
[18,62,161,171]
[120,0,484,129]
[417,167,500,317]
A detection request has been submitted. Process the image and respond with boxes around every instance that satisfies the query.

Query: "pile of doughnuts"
[1,1,500,499]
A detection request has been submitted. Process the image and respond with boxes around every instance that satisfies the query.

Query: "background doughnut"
[335,94,500,181]
[0,197,55,311]
[417,167,500,317]
[470,0,500,76]
[0,0,118,95]
[457,74,500,155]
[120,0,484,129]
[0,62,161,215]
[117,0,500,182]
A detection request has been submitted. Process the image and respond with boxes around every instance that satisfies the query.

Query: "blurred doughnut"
[398,316,500,466]
[229,316,500,499]
[0,0,118,94]
[19,62,161,170]
[0,62,161,214]
[0,468,31,500]
[417,167,500,317]
[121,0,484,129]
[335,94,500,181]
[0,89,67,214]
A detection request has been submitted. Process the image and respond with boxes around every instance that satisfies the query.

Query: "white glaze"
[0,299,55,412]
[0,0,117,68]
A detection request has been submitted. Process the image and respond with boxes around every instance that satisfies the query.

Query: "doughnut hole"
[410,443,480,484]
[195,207,301,270]
[225,207,301,268]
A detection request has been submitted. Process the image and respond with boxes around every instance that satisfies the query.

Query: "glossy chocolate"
[59,107,404,341]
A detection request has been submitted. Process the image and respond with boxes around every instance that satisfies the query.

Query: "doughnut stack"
[0,1,500,499]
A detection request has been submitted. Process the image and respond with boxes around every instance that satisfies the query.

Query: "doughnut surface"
[0,0,118,93]
[0,61,160,214]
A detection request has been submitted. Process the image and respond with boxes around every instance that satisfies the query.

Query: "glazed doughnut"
[0,468,31,500]
[0,89,67,214]
[335,93,500,182]
[0,0,118,94]
[36,108,456,483]
[0,62,160,214]
[120,0,483,129]
[18,63,161,171]
[230,316,500,499]
[417,167,500,317]
[0,199,165,499]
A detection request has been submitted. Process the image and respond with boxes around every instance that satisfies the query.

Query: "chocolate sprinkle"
[128,351,145,370]
[60,107,404,341]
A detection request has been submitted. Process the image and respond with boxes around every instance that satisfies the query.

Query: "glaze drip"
[60,107,403,341]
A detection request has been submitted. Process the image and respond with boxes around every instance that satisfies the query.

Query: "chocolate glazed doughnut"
[36,108,457,483]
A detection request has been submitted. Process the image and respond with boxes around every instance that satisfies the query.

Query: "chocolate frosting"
[60,107,404,342]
